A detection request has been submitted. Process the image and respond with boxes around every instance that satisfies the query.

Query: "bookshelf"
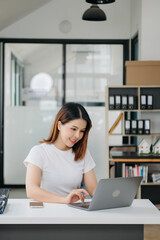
[106,85,160,203]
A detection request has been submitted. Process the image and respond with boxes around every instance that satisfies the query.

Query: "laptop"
[0,188,10,214]
[69,176,142,211]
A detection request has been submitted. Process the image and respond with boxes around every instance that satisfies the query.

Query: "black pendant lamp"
[82,4,106,21]
[86,0,115,3]
[82,0,115,21]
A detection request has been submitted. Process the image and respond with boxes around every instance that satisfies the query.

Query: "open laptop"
[69,176,142,211]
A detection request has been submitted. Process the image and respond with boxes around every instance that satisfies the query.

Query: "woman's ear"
[58,121,61,131]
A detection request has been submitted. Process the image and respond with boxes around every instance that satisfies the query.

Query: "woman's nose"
[75,131,80,138]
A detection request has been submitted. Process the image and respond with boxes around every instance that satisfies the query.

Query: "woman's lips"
[69,138,77,144]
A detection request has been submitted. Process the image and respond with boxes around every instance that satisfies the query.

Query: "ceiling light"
[86,0,115,3]
[82,4,106,21]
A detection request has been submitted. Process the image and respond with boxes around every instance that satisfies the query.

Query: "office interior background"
[0,0,160,189]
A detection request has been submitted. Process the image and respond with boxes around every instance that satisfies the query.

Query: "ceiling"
[0,0,52,31]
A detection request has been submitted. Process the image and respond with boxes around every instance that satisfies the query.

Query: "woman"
[24,102,97,204]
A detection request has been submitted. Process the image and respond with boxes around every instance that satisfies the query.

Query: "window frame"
[0,38,129,187]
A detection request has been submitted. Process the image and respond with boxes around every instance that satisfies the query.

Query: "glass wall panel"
[66,44,123,180]
[4,43,63,184]
[3,42,125,184]
[66,44,123,103]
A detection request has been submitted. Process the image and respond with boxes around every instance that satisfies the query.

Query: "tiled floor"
[9,188,27,199]
[8,189,160,240]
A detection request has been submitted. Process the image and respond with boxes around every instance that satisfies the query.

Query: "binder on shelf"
[125,120,130,134]
[144,119,151,134]
[128,96,134,109]
[109,95,115,110]
[109,113,123,134]
[147,95,153,109]
[138,120,144,134]
[123,136,129,144]
[131,120,137,134]
[122,95,128,109]
[115,95,121,109]
[141,95,147,109]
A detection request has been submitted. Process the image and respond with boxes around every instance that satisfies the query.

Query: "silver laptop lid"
[88,176,142,211]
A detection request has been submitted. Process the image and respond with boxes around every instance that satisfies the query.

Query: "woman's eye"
[71,128,76,131]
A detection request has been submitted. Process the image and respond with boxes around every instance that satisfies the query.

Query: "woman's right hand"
[65,188,89,204]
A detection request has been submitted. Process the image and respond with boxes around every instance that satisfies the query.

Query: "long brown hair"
[40,102,92,161]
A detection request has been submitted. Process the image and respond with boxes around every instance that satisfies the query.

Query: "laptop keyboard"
[71,202,90,209]
[0,188,10,214]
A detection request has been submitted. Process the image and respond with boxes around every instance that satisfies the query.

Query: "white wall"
[130,0,142,60]
[0,0,131,39]
[128,0,160,61]
[130,0,142,38]
[140,0,160,60]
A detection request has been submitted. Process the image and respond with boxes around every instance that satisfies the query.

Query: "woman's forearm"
[26,185,66,204]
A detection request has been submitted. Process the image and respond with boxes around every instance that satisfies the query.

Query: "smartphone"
[29,201,44,208]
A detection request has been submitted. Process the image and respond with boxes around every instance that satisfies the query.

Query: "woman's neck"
[53,136,70,151]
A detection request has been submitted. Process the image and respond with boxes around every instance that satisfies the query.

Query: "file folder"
[147,95,153,109]
[138,120,144,134]
[109,95,115,110]
[128,96,134,109]
[141,95,147,109]
[144,119,150,134]
[122,95,128,109]
[115,95,121,109]
[125,120,130,134]
[131,120,137,134]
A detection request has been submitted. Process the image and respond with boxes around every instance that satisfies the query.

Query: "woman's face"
[57,119,87,150]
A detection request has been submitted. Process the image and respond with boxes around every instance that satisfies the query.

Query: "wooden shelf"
[106,85,160,203]
[108,109,160,112]
[113,159,160,163]
[108,109,138,112]
[109,159,114,162]
[109,133,160,136]
[141,182,160,186]
[109,159,115,164]
[109,133,122,136]
[139,109,160,112]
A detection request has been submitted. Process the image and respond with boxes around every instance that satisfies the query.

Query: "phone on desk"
[29,201,44,208]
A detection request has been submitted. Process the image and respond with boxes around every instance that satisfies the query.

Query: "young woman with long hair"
[24,102,97,204]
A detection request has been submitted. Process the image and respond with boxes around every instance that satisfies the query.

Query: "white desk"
[0,199,160,240]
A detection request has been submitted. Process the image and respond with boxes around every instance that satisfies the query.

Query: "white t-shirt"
[24,143,96,196]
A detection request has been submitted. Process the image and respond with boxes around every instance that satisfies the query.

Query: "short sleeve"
[83,149,96,174]
[24,145,43,169]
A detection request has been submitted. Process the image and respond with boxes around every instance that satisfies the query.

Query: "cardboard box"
[126,61,160,85]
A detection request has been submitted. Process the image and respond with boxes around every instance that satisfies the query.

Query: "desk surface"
[0,199,160,225]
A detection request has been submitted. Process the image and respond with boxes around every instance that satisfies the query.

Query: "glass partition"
[66,44,123,180]
[3,41,125,185]
[4,43,63,184]
[66,44,123,104]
